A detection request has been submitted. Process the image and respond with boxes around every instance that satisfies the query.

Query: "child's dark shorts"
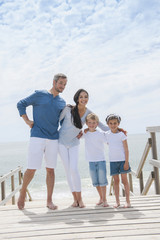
[110,161,131,176]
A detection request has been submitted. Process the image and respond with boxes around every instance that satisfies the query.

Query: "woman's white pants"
[58,144,81,192]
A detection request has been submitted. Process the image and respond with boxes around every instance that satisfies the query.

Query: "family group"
[17,73,131,211]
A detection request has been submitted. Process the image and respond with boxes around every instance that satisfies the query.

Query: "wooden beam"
[0,166,23,183]
[11,174,15,205]
[149,159,160,168]
[136,138,151,178]
[146,126,160,132]
[0,185,22,206]
[142,172,155,195]
[130,170,137,177]
[139,172,144,194]
[1,181,5,201]
[150,132,160,194]
[129,173,133,193]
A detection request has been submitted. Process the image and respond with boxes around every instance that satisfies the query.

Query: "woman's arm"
[98,121,109,131]
[85,109,109,131]
[59,106,69,122]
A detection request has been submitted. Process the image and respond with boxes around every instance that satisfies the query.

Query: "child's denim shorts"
[110,161,131,176]
[89,161,108,187]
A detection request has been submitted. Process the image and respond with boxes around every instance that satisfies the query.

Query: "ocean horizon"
[0,133,160,201]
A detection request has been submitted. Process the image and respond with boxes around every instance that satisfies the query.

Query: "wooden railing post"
[150,132,160,194]
[1,180,5,201]
[0,166,32,206]
[129,173,133,193]
[11,173,15,205]
[139,172,144,194]
[18,167,22,186]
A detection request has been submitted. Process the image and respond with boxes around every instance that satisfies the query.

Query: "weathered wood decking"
[0,195,160,240]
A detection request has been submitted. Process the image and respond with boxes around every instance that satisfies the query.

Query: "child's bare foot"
[78,200,85,208]
[102,201,109,207]
[47,202,58,210]
[123,202,131,208]
[114,202,120,208]
[71,201,79,207]
[96,199,103,206]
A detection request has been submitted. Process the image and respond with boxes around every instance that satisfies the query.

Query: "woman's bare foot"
[78,199,85,208]
[71,201,79,207]
[123,202,131,208]
[47,202,58,210]
[96,199,103,206]
[102,201,109,207]
[114,202,120,208]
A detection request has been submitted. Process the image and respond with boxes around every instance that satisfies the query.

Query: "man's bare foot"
[96,199,103,206]
[123,202,131,208]
[114,203,120,208]
[102,201,109,207]
[17,197,25,210]
[78,200,85,208]
[71,201,79,207]
[47,202,58,210]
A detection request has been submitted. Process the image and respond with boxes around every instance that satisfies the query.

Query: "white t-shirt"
[59,106,109,147]
[83,130,107,162]
[105,130,127,162]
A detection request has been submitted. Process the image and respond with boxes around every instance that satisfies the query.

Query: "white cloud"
[0,0,160,142]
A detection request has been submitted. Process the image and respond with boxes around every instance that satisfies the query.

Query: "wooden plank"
[1,180,5,200]
[1,220,160,237]
[142,172,155,195]
[0,201,160,240]
[139,171,144,193]
[136,138,151,178]
[130,170,137,177]
[149,159,160,168]
[146,126,160,132]
[1,224,160,239]
[1,195,160,213]
[0,194,159,211]
[0,167,23,183]
[1,207,160,226]
[150,132,160,194]
[0,185,22,206]
[11,174,15,205]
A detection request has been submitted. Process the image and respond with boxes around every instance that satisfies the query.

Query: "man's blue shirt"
[17,90,66,140]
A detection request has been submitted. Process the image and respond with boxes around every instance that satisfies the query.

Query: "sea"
[0,133,160,201]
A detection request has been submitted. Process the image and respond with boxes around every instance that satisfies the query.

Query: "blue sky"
[0,0,160,142]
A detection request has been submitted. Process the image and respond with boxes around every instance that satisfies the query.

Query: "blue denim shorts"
[110,161,131,176]
[89,161,108,187]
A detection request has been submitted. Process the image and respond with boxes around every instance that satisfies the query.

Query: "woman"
[58,89,109,208]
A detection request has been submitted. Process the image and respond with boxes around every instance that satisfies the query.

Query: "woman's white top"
[105,130,127,162]
[59,106,109,148]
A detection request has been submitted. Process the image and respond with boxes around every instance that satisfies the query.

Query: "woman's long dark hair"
[69,89,89,129]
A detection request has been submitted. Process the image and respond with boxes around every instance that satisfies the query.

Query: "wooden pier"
[0,125,160,239]
[0,195,160,240]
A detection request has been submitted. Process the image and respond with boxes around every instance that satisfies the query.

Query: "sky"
[0,0,160,142]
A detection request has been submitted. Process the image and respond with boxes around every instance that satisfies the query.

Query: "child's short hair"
[106,114,121,124]
[86,113,99,123]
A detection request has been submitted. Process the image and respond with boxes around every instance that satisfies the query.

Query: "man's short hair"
[53,73,67,82]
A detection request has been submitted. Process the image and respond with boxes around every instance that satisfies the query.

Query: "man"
[17,73,67,210]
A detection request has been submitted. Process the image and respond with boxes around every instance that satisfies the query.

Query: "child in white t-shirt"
[83,113,109,207]
[105,114,131,208]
